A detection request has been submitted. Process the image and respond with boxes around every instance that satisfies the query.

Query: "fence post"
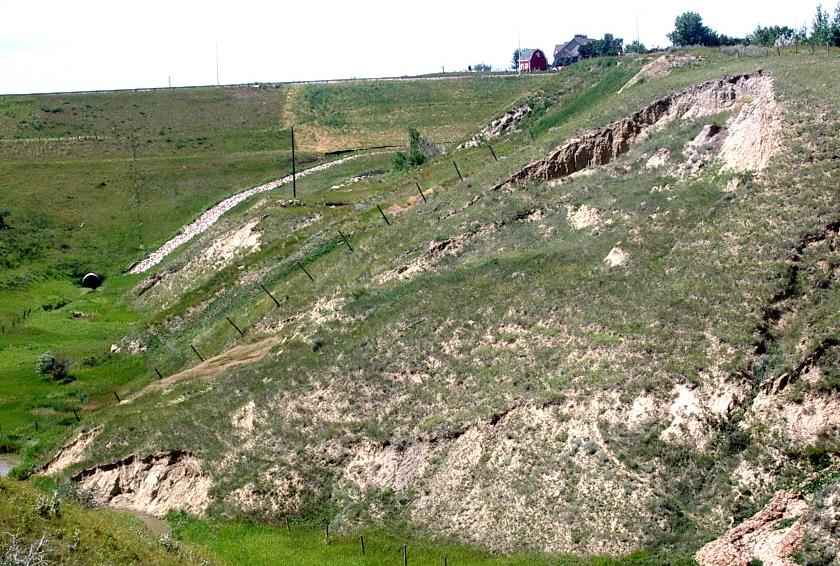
[452,160,464,182]
[225,317,245,337]
[260,284,282,307]
[377,205,391,225]
[415,181,427,203]
[298,262,315,282]
[338,230,354,252]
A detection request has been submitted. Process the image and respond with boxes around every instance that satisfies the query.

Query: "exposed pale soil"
[134,218,263,303]
[72,451,212,518]
[443,72,778,219]
[129,152,383,274]
[696,491,807,566]
[565,204,602,230]
[41,426,102,476]
[125,337,279,403]
[458,105,532,150]
[619,54,701,94]
[603,245,629,267]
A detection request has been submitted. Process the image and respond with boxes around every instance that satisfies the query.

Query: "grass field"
[2,47,839,563]
[171,516,695,566]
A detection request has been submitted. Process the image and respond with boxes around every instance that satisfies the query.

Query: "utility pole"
[215,42,220,86]
[636,15,640,46]
[291,126,297,198]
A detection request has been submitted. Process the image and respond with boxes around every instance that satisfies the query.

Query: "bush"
[392,127,437,171]
[41,297,68,311]
[35,352,70,381]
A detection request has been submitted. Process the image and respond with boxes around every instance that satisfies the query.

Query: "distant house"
[519,48,548,73]
[553,35,594,67]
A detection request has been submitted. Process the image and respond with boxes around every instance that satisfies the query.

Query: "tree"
[833,2,840,46]
[668,12,718,46]
[579,34,625,58]
[811,4,832,44]
[748,25,794,46]
[625,40,647,54]
[472,63,492,72]
[35,352,69,381]
[511,49,521,70]
[393,128,435,171]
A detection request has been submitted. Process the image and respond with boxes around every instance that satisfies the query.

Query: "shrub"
[41,297,68,311]
[35,352,69,381]
[392,128,437,171]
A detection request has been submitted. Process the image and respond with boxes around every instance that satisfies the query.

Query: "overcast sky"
[0,0,823,94]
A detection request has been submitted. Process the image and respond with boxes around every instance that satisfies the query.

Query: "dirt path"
[124,337,280,402]
[129,152,385,274]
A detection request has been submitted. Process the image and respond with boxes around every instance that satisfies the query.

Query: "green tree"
[831,2,840,46]
[748,25,794,46]
[393,128,431,171]
[35,352,69,381]
[511,48,521,70]
[625,39,647,53]
[668,12,718,46]
[811,4,832,44]
[579,34,624,58]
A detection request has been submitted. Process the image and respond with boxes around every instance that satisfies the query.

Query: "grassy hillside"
[1,70,597,469]
[0,478,208,564]
[2,47,839,564]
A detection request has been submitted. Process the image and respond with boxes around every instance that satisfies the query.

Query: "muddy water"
[0,454,20,477]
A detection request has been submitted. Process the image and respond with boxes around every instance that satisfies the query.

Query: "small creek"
[0,454,20,477]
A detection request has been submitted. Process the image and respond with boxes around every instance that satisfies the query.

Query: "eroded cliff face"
[71,451,211,518]
[509,72,775,184]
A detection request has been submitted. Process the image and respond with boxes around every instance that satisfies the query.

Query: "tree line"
[669,3,840,47]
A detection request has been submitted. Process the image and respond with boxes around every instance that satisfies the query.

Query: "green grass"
[171,516,696,566]
[0,478,208,564]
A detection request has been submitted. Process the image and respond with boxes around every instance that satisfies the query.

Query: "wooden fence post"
[338,230,354,252]
[260,284,282,307]
[377,205,391,225]
[452,160,464,182]
[225,317,245,337]
[298,262,315,282]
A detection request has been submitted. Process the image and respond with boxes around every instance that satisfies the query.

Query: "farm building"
[519,49,548,73]
[553,35,594,67]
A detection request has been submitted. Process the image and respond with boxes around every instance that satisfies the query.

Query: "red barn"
[519,48,548,72]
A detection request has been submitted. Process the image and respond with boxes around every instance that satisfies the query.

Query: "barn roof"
[520,48,544,60]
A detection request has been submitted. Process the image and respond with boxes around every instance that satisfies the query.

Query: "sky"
[0,0,824,94]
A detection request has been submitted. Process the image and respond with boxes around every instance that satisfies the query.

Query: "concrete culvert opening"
[82,273,102,289]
